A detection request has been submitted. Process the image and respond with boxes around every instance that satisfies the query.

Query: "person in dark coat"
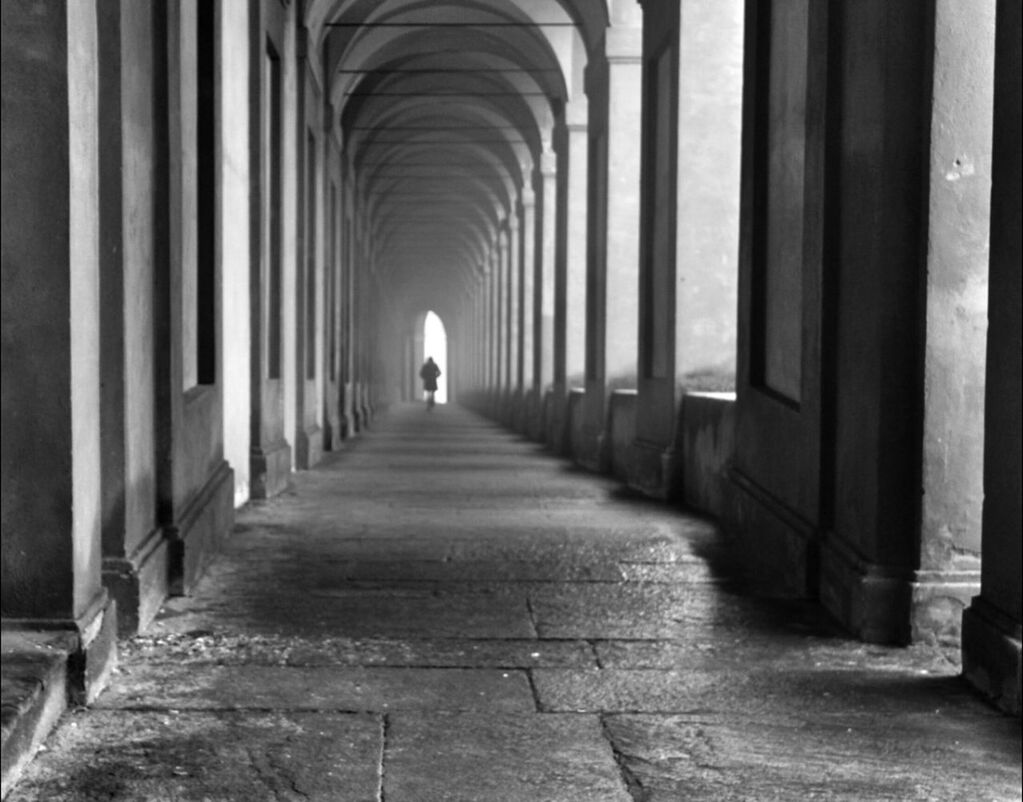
[419,356,441,409]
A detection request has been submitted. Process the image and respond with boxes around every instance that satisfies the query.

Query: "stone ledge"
[0,631,73,798]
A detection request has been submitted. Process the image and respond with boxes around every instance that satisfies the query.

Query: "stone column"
[563,107,589,391]
[489,244,500,395]
[581,28,643,471]
[962,0,1022,716]
[506,215,521,409]
[96,0,167,636]
[520,187,537,427]
[538,150,557,396]
[250,1,292,495]
[496,229,509,404]
[550,106,589,451]
[1,0,116,702]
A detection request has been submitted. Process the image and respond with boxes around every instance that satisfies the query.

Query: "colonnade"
[1,0,1019,732]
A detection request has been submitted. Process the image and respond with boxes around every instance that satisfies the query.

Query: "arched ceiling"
[304,0,611,324]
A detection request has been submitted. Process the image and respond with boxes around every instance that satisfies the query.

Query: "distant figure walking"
[419,357,441,410]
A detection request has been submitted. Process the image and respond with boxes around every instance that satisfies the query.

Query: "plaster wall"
[220,0,252,507]
[1,1,81,619]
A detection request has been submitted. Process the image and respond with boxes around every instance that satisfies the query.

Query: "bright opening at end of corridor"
[424,310,447,404]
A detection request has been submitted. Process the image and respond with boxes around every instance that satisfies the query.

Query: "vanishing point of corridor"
[10,406,1020,801]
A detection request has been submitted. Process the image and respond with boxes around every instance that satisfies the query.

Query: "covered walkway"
[9,406,1020,800]
[2,0,1021,796]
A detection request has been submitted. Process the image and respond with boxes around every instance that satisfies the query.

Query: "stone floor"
[8,405,1021,801]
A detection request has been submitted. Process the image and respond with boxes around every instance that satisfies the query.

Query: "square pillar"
[1,0,116,702]
[550,107,589,452]
[962,0,1022,716]
[519,188,537,431]
[537,152,558,416]
[249,0,292,496]
[580,28,643,472]
[505,216,521,418]
[913,0,997,645]
[97,0,166,636]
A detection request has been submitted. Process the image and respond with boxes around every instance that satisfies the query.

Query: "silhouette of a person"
[419,356,441,410]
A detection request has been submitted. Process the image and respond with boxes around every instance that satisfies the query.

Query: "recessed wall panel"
[762,0,807,402]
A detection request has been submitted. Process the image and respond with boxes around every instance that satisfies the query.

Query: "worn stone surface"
[603,713,1023,802]
[96,665,534,713]
[385,713,630,801]
[8,711,381,802]
[8,405,1020,800]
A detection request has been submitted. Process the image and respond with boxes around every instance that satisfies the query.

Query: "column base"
[295,423,324,470]
[910,569,981,646]
[251,439,292,499]
[102,526,169,637]
[167,461,235,595]
[962,596,1022,715]
[727,469,819,598]
[819,533,910,644]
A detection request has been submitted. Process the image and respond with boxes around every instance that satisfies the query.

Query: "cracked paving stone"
[600,713,1023,801]
[8,711,381,802]
[383,713,632,801]
[97,665,536,713]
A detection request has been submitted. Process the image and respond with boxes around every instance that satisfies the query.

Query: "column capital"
[606,26,643,62]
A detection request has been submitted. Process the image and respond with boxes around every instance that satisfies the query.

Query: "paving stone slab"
[602,713,1023,802]
[8,710,381,802]
[122,632,595,669]
[594,636,959,672]
[96,665,535,713]
[534,667,1007,716]
[144,585,536,639]
[384,712,631,801]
